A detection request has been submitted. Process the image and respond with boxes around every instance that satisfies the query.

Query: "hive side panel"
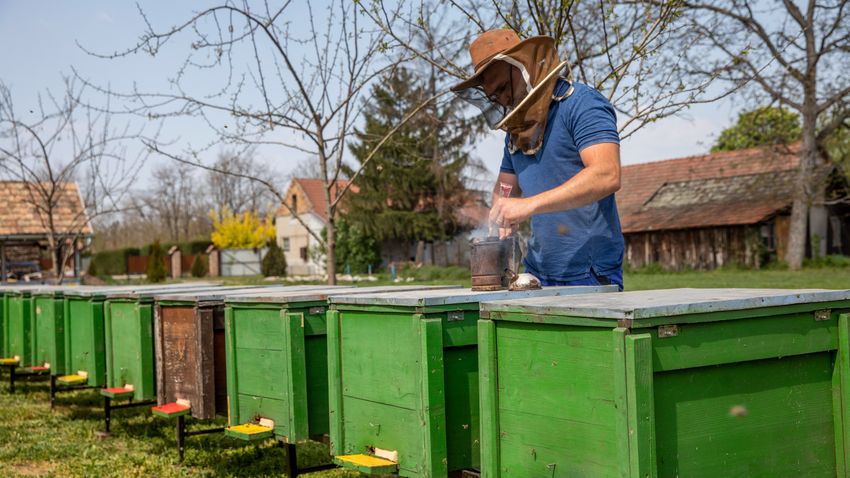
[230,306,291,437]
[158,306,200,410]
[337,309,425,475]
[495,321,619,477]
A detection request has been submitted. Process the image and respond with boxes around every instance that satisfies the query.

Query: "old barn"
[618,144,849,270]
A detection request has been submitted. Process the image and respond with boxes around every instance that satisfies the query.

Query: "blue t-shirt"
[500,80,624,283]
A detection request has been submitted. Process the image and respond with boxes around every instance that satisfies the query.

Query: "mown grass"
[0,381,362,477]
[625,265,850,290]
[190,263,850,291]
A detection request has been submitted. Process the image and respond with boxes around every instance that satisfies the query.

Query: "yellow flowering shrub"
[210,208,275,249]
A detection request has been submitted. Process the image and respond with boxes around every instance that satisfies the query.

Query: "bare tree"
[365,0,734,140]
[141,162,210,243]
[675,0,850,269]
[0,78,146,283]
[206,147,277,221]
[79,0,441,284]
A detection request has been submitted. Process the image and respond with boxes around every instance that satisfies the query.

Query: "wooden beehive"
[327,285,615,477]
[478,288,850,478]
[153,286,287,420]
[223,285,457,444]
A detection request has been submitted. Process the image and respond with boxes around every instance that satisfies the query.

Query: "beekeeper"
[452,30,624,289]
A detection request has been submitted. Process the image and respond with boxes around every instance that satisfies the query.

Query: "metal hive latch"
[657,324,679,338]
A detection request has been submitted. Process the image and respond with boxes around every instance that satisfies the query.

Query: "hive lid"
[62,282,219,298]
[481,288,850,322]
[225,284,459,305]
[330,285,616,307]
[154,284,329,302]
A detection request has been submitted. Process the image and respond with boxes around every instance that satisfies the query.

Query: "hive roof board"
[105,284,243,301]
[481,288,850,322]
[225,284,461,305]
[61,282,219,298]
[329,285,618,307]
[154,285,336,303]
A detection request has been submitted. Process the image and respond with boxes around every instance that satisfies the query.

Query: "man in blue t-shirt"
[452,29,624,289]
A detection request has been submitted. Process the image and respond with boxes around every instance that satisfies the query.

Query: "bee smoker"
[469,235,522,291]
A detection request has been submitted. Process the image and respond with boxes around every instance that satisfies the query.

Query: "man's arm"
[489,142,621,237]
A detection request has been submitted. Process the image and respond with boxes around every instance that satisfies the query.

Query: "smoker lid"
[329,285,616,307]
[481,288,850,321]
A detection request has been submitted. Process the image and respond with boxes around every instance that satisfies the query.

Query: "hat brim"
[450,35,554,93]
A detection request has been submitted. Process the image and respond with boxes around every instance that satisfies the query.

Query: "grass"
[174,263,850,291]
[624,265,850,290]
[0,382,362,478]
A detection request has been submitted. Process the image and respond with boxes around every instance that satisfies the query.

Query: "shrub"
[191,255,208,278]
[210,208,275,249]
[146,240,167,283]
[88,247,140,276]
[261,240,287,277]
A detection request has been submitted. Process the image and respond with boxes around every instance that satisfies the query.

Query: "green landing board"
[480,296,850,478]
[5,293,32,365]
[32,294,66,374]
[64,297,107,386]
[224,301,328,442]
[105,299,155,401]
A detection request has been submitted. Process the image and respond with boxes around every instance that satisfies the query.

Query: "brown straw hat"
[451,29,522,92]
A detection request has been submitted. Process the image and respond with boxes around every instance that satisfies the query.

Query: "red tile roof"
[277,178,356,221]
[618,144,800,233]
[0,181,93,237]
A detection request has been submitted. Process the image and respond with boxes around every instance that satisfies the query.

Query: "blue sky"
[0,1,741,190]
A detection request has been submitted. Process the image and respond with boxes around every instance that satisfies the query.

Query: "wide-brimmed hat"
[452,30,570,154]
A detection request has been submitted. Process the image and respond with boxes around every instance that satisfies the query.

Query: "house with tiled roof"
[274,178,350,275]
[0,181,93,280]
[275,178,491,275]
[618,143,848,270]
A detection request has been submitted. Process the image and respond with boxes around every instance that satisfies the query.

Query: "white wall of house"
[276,212,326,276]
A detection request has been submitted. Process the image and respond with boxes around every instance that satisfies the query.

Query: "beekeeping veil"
[451,31,572,155]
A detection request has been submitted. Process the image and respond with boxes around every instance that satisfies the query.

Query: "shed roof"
[618,144,801,233]
[0,181,93,238]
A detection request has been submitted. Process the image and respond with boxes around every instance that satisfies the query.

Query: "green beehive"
[59,284,217,389]
[0,285,40,361]
[223,285,457,446]
[478,288,850,478]
[4,288,34,366]
[101,283,225,401]
[30,286,72,374]
[327,285,616,477]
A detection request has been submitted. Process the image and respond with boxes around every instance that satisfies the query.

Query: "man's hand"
[489,197,536,239]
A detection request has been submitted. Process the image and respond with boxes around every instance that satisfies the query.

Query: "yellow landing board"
[57,375,87,385]
[0,357,19,365]
[335,454,399,474]
[224,423,274,441]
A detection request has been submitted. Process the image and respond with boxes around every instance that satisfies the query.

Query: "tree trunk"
[785,95,819,270]
[326,216,337,285]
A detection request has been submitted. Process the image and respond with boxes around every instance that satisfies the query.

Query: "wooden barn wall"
[625,225,764,271]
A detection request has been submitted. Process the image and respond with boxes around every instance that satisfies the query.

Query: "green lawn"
[0,385,361,477]
[625,266,850,290]
[181,264,850,291]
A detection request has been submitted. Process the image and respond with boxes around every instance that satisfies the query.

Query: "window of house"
[282,238,290,252]
[291,194,298,216]
[300,247,308,262]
